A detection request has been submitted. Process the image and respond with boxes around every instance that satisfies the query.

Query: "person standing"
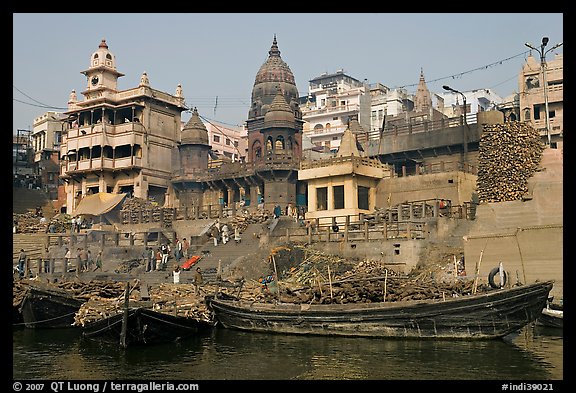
[64,247,71,272]
[175,238,183,262]
[86,249,93,271]
[173,264,181,284]
[273,204,281,219]
[93,250,103,271]
[210,224,220,246]
[193,267,203,295]
[234,226,241,244]
[17,249,27,279]
[161,243,169,270]
[155,247,163,271]
[182,238,190,260]
[221,223,230,244]
[42,245,50,273]
[145,247,153,272]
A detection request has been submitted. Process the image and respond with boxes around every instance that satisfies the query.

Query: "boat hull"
[537,307,563,328]
[82,307,213,346]
[207,281,553,339]
[20,286,84,329]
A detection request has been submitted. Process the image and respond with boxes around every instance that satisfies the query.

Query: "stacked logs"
[120,197,174,227]
[477,121,544,203]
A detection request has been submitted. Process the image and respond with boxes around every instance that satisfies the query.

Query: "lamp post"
[443,85,468,166]
[525,37,563,146]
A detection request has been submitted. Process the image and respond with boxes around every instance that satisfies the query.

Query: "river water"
[13,323,563,385]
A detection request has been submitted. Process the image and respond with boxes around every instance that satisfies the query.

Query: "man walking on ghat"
[17,249,27,279]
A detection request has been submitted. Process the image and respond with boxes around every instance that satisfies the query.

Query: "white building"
[301,70,371,151]
[437,88,503,119]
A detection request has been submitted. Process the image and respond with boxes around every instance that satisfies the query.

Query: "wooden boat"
[206,280,554,340]
[19,283,84,329]
[537,300,563,329]
[81,306,214,347]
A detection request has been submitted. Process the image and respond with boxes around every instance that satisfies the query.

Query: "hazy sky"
[13,13,563,133]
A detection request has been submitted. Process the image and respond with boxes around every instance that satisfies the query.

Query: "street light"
[525,37,563,146]
[443,85,468,164]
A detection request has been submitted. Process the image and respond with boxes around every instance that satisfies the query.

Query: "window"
[533,105,541,120]
[332,117,338,121]
[378,109,383,120]
[213,135,220,143]
[549,110,556,119]
[371,111,377,121]
[226,138,231,146]
[333,185,344,209]
[234,141,238,147]
[340,100,346,106]
[321,99,326,107]
[358,186,369,210]
[316,187,327,211]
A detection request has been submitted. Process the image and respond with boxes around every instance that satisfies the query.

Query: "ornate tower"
[80,39,125,100]
[246,35,302,163]
[261,87,301,160]
[172,108,212,210]
[414,68,432,113]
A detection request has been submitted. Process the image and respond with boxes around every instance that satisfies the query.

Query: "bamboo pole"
[120,281,129,349]
[472,241,488,294]
[383,269,388,302]
[271,254,279,299]
[514,228,527,285]
[327,265,333,299]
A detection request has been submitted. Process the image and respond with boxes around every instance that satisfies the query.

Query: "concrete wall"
[375,171,477,208]
[307,239,423,274]
[464,225,562,300]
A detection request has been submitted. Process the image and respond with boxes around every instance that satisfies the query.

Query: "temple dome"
[263,88,295,127]
[181,108,209,146]
[249,35,300,119]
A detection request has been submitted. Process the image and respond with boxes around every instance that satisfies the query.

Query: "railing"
[360,113,478,141]
[300,154,388,171]
[274,198,477,243]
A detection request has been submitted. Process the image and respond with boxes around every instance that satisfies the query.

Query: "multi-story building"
[32,112,65,199]
[301,70,371,152]
[59,39,186,212]
[203,121,247,163]
[519,52,563,146]
[437,88,503,119]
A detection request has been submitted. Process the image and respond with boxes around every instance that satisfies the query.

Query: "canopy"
[72,192,127,217]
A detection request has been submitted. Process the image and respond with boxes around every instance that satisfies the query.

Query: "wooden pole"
[327,265,333,299]
[514,228,527,285]
[271,254,279,298]
[383,269,388,302]
[120,281,130,349]
[472,241,488,294]
[453,254,458,281]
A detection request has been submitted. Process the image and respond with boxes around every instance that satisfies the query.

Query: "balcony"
[302,103,360,119]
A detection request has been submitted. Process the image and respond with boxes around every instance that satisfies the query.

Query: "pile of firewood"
[477,121,544,203]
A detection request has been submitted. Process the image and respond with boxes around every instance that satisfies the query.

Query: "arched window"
[266,137,274,152]
[524,108,531,121]
[275,135,285,150]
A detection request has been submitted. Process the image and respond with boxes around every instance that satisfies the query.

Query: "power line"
[13,85,67,110]
[13,97,66,110]
[394,50,531,90]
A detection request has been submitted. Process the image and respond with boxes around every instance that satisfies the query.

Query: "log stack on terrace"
[120,197,174,227]
[477,121,544,203]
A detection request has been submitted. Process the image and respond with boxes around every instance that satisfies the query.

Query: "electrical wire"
[394,50,531,90]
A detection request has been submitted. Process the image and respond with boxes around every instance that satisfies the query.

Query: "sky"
[13,13,564,134]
